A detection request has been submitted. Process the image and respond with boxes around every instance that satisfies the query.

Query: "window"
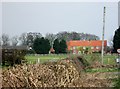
[83,47,86,49]
[96,46,99,49]
[91,47,94,49]
[73,46,76,49]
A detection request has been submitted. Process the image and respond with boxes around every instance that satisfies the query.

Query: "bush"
[2,49,27,66]
[88,54,101,65]
[114,78,120,88]
[27,49,36,54]
[77,56,89,67]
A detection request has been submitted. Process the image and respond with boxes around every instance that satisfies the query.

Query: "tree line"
[1,28,120,53]
[1,32,68,54]
[1,31,100,54]
[0,31,100,47]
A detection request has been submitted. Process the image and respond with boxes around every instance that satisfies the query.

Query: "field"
[25,53,118,65]
[25,54,68,63]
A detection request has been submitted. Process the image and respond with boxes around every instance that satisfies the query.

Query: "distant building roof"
[1,46,28,50]
[50,48,55,52]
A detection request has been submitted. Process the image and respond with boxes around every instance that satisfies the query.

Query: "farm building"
[49,48,55,54]
[67,40,107,54]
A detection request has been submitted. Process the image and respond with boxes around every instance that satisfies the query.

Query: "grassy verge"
[83,53,117,65]
[84,68,118,73]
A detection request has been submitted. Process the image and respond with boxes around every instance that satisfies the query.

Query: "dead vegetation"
[2,57,113,88]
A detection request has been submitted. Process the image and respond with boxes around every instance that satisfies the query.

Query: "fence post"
[37,58,40,63]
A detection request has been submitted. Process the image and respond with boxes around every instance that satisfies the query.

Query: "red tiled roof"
[50,48,55,52]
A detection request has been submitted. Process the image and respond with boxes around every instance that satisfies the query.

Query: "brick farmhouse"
[67,40,107,54]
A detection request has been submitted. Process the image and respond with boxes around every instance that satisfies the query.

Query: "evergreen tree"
[33,37,51,54]
[113,27,120,52]
[44,39,51,54]
[53,39,60,54]
[59,39,67,53]
[33,37,41,54]
[53,39,67,54]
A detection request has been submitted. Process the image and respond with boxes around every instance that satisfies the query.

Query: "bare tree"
[26,32,42,47]
[11,36,19,46]
[19,32,42,47]
[45,33,56,47]
[2,33,10,46]
[19,33,27,46]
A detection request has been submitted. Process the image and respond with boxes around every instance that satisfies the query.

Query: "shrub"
[114,78,120,88]
[89,54,101,64]
[2,49,27,66]
[77,56,89,67]
[85,54,101,68]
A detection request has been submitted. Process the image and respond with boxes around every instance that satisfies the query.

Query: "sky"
[0,2,2,36]
[118,1,120,26]
[1,1,119,42]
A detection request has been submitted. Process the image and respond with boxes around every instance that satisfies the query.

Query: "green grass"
[103,55,117,65]
[25,54,68,63]
[25,53,117,65]
[83,53,117,65]
[84,68,118,73]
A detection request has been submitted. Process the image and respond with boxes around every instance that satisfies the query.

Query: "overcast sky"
[2,2,118,41]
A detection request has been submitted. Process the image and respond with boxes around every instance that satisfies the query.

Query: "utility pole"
[101,7,106,65]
